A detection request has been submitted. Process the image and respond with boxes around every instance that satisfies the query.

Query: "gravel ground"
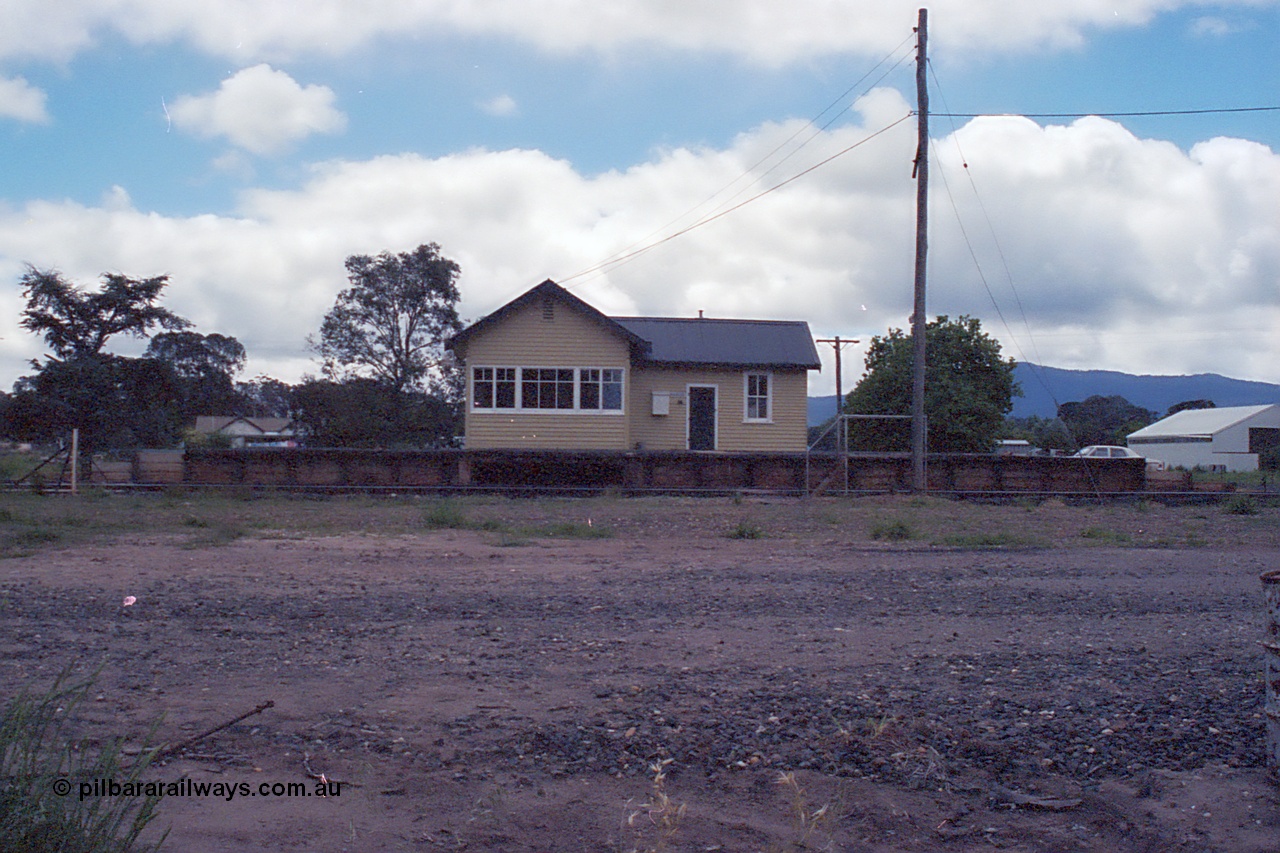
[1,496,1277,851]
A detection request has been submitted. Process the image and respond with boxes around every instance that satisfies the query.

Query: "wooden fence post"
[1264,569,1280,778]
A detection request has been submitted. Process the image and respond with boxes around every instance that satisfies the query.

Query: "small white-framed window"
[472,367,516,410]
[579,368,624,411]
[744,372,772,422]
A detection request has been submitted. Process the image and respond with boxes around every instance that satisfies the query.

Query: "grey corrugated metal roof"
[612,317,821,369]
[1127,404,1278,439]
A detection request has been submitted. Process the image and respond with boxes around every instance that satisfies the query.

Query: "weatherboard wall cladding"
[629,368,809,452]
[461,298,632,450]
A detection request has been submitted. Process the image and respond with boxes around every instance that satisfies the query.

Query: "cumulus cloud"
[0,0,1273,63]
[1,93,1278,392]
[0,75,49,123]
[169,64,346,155]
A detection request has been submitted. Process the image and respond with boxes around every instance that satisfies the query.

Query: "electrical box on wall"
[651,391,670,416]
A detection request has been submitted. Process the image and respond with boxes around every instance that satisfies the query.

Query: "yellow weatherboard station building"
[447,280,821,452]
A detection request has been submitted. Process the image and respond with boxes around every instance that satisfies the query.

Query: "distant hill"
[808,364,1280,425]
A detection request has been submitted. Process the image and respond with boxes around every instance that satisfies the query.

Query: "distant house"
[192,416,297,448]
[1126,404,1280,472]
[445,279,821,452]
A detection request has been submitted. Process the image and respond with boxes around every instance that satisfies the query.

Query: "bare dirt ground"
[1,495,1278,852]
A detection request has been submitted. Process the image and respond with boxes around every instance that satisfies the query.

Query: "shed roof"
[1126,404,1278,440]
[193,416,295,435]
[613,317,821,369]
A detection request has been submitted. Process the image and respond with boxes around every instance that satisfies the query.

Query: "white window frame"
[578,368,625,413]
[743,371,773,423]
[470,366,517,411]
[469,365,625,415]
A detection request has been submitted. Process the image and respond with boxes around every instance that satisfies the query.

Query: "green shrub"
[422,500,468,529]
[871,520,914,542]
[1224,494,1259,516]
[0,670,166,852]
[539,521,611,539]
[727,520,765,540]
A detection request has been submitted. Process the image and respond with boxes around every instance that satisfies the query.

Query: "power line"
[559,113,913,284]
[932,106,1280,119]
[557,37,918,289]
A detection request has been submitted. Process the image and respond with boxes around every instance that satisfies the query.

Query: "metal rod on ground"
[155,700,275,760]
[1264,570,1280,778]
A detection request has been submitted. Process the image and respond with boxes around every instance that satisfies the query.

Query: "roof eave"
[636,359,821,371]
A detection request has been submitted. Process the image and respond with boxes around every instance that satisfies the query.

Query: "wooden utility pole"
[815,336,859,420]
[817,336,859,453]
[910,7,929,492]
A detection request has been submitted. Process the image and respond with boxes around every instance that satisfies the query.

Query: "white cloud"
[0,0,1274,64]
[1189,15,1239,36]
[169,64,346,155]
[1,94,1278,392]
[0,75,49,123]
[479,94,518,117]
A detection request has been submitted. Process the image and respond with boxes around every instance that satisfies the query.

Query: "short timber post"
[1264,569,1280,777]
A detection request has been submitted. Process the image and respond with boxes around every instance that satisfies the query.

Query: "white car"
[1073,445,1165,471]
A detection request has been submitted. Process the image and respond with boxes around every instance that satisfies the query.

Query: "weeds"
[727,520,765,540]
[1,526,63,557]
[1079,526,1132,545]
[623,759,685,853]
[768,772,837,853]
[870,520,914,542]
[537,521,612,539]
[1224,494,1259,516]
[0,669,166,852]
[421,500,470,529]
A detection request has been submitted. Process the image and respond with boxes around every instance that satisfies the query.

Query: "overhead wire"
[926,62,1131,477]
[928,61,1047,370]
[559,114,914,284]
[557,36,918,288]
[934,106,1280,118]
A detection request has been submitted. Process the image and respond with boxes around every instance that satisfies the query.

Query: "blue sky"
[1,1,1278,396]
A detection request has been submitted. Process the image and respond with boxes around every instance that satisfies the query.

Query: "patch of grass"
[536,521,612,539]
[1079,526,1132,545]
[870,519,915,542]
[0,668,166,853]
[495,532,531,547]
[0,526,63,557]
[180,522,247,549]
[0,451,45,483]
[421,500,470,529]
[727,520,765,540]
[1224,494,1259,516]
